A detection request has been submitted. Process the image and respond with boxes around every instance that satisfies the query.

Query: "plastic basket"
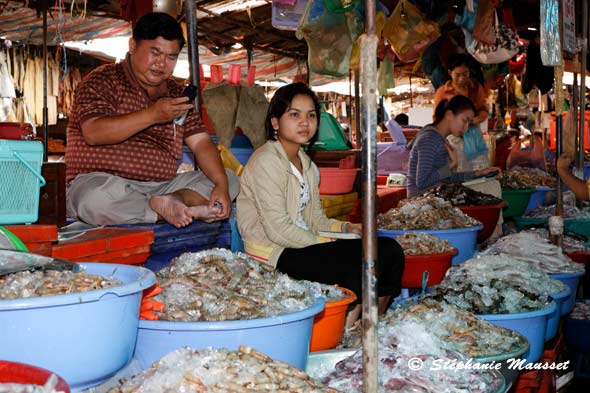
[501,188,535,218]
[310,287,357,352]
[458,201,507,242]
[0,140,45,224]
[564,219,590,239]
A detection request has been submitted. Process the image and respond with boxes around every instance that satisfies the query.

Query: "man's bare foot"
[188,204,223,222]
[149,195,193,228]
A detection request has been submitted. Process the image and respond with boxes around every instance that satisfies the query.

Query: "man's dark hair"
[394,113,409,126]
[133,12,185,49]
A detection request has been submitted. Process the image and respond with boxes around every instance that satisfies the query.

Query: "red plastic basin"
[319,168,359,195]
[402,249,457,288]
[0,360,70,392]
[458,201,507,242]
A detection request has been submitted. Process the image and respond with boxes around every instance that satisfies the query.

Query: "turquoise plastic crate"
[0,140,45,224]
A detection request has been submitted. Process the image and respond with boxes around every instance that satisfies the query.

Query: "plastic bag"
[297,0,361,76]
[382,0,440,63]
[466,10,519,64]
[506,139,547,171]
[463,124,489,160]
[540,0,563,66]
[377,55,395,96]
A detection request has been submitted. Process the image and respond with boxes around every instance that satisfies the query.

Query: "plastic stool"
[229,218,244,252]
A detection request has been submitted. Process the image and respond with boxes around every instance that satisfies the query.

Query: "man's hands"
[150,97,195,124]
[209,184,232,220]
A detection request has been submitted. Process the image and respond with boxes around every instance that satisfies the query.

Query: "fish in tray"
[340,299,528,359]
[428,254,566,314]
[0,269,121,300]
[322,307,506,393]
[395,232,454,255]
[422,183,503,206]
[483,230,585,274]
[377,196,481,230]
[499,167,557,189]
[152,248,344,322]
[108,346,338,393]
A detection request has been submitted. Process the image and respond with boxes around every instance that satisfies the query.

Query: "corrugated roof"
[0,1,131,45]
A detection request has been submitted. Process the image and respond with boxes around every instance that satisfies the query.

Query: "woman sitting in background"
[407,95,500,197]
[237,83,404,326]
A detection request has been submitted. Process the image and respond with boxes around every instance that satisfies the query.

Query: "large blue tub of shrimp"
[378,225,483,265]
[549,271,584,314]
[545,287,571,341]
[0,263,156,391]
[478,301,556,364]
[134,298,325,370]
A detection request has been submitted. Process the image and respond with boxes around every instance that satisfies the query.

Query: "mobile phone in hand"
[182,84,198,102]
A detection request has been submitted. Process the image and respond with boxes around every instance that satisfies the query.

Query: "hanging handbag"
[466,10,519,64]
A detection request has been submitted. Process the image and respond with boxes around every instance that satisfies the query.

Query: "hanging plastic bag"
[540,0,562,66]
[506,138,547,171]
[297,0,360,76]
[382,0,440,63]
[377,55,395,96]
[463,124,489,160]
[466,10,519,64]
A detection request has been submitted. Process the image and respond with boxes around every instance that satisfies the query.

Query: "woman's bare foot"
[188,204,222,222]
[149,194,193,228]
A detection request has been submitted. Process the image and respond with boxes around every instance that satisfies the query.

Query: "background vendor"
[407,95,499,197]
[434,53,490,172]
[65,12,239,228]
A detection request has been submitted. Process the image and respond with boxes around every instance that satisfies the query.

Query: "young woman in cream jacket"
[237,83,404,325]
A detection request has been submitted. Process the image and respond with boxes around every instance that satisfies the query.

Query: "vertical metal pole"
[354,69,361,150]
[41,0,48,162]
[554,66,565,247]
[579,0,588,169]
[360,0,378,391]
[573,67,579,167]
[184,0,201,117]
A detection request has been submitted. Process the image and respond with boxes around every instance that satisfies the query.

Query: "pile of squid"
[523,204,590,219]
[395,232,454,255]
[377,196,481,230]
[426,255,566,314]
[339,298,528,359]
[109,346,338,393]
[422,183,503,206]
[318,310,504,392]
[152,248,343,322]
[483,230,585,274]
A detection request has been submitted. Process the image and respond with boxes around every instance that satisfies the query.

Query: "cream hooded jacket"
[236,140,343,268]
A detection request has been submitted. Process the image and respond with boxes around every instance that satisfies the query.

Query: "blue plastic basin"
[545,287,571,341]
[525,186,553,213]
[135,298,325,370]
[378,225,483,265]
[230,147,254,165]
[565,303,590,353]
[478,301,556,364]
[549,271,584,314]
[0,263,156,391]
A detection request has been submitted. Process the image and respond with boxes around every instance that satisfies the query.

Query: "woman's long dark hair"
[265,82,321,150]
[433,95,476,125]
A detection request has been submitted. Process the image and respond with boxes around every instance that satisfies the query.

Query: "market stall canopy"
[0,1,131,44]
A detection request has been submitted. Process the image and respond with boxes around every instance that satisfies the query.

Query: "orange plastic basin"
[310,287,357,352]
[402,249,457,288]
[458,201,507,242]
